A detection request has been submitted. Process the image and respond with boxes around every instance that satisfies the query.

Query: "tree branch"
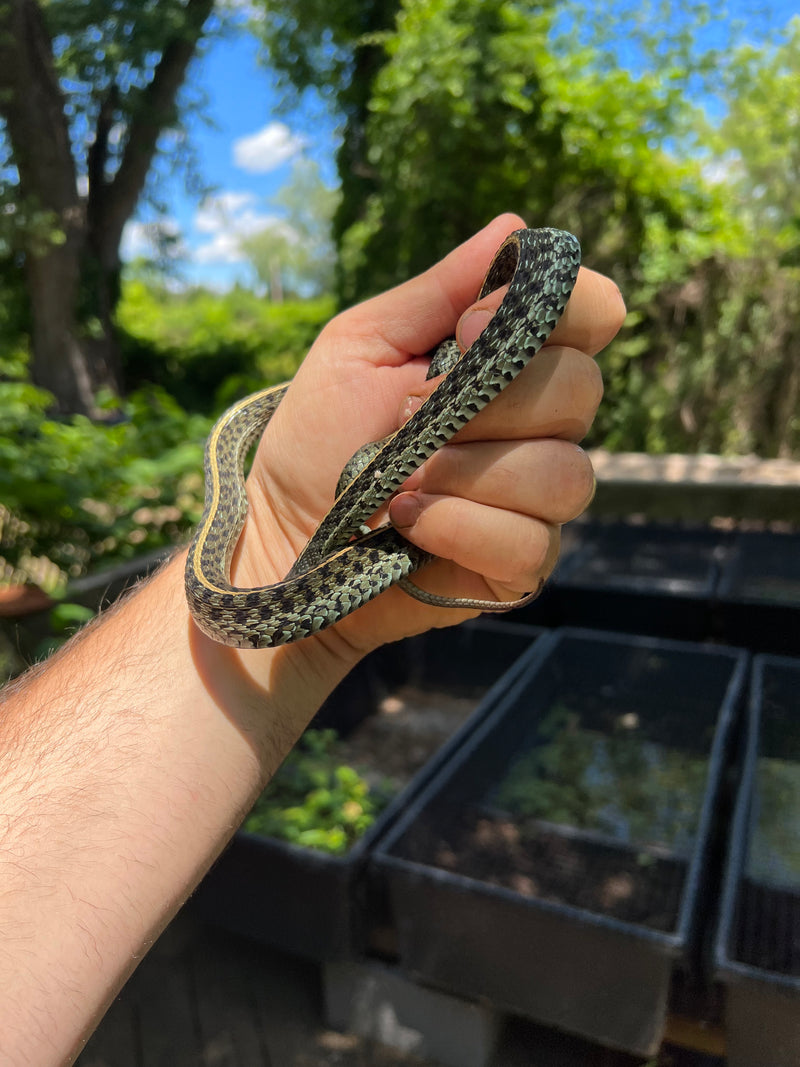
[86,85,120,236]
[0,0,79,221]
[98,0,215,259]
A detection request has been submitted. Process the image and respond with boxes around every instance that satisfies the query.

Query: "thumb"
[456,284,509,350]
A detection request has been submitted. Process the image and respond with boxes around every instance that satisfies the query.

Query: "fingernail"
[389,492,422,529]
[457,308,494,351]
[585,471,597,509]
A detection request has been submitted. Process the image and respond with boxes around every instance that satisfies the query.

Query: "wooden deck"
[76,911,446,1067]
[75,909,721,1067]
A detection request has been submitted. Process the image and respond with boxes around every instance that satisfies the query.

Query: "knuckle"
[569,351,604,414]
[567,447,597,510]
[548,445,596,523]
[496,521,550,586]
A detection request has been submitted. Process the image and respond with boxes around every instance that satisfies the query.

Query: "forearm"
[0,551,356,1066]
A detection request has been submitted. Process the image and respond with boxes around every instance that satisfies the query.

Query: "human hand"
[230,213,625,659]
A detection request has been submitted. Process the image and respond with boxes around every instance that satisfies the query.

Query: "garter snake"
[186,227,581,648]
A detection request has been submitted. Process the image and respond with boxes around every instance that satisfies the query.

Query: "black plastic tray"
[507,518,600,628]
[714,653,800,1067]
[715,530,800,654]
[371,628,748,1055]
[190,618,542,961]
[551,523,729,641]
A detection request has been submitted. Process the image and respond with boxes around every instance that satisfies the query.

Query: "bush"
[1,285,336,589]
[117,282,334,415]
[0,345,210,586]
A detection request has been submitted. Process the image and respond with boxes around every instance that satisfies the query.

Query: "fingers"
[403,345,604,444]
[399,438,596,525]
[335,214,626,367]
[460,346,604,443]
[333,213,527,358]
[375,226,621,616]
[550,267,627,356]
[388,432,595,600]
[456,266,625,356]
[388,514,560,608]
[395,497,556,592]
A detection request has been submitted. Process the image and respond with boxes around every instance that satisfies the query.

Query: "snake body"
[185,227,581,648]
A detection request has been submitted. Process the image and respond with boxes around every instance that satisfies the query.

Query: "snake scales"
[185,227,581,648]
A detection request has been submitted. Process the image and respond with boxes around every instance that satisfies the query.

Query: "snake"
[185,227,581,649]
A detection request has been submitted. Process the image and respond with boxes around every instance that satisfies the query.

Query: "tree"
[255,0,734,303]
[664,18,800,457]
[336,0,724,302]
[594,14,800,458]
[0,0,215,415]
[239,158,340,300]
[252,0,401,294]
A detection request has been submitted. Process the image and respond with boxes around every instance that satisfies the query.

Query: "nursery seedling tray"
[371,628,747,1055]
[552,523,728,640]
[715,654,800,1067]
[191,618,542,961]
[715,530,800,654]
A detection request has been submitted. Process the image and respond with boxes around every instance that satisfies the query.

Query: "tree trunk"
[0,0,215,415]
[0,0,107,414]
[24,205,124,415]
[25,241,99,415]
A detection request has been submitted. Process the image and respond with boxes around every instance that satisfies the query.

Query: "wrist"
[191,619,365,779]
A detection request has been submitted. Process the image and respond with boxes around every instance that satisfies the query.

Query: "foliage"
[494,704,709,855]
[31,602,97,662]
[593,16,800,457]
[243,729,393,854]
[2,0,223,221]
[239,158,341,301]
[254,0,798,458]
[266,0,725,304]
[117,281,333,414]
[749,756,800,885]
[0,345,209,587]
[252,0,401,256]
[337,0,796,454]
[0,279,333,590]
[0,0,221,412]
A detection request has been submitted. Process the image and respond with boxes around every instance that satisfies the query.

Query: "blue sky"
[122,3,798,291]
[122,24,340,290]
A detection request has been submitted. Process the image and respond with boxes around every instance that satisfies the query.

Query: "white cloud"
[193,230,246,265]
[232,122,305,173]
[194,191,257,234]
[191,191,296,266]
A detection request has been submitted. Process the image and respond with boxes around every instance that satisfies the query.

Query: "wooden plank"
[132,924,201,1067]
[589,450,800,523]
[191,927,271,1066]
[75,992,138,1067]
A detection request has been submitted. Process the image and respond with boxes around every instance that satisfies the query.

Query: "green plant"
[0,350,209,587]
[243,729,393,854]
[494,704,709,854]
[117,283,334,415]
[32,602,97,661]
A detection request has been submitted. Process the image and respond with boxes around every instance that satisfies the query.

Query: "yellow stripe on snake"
[185,228,581,648]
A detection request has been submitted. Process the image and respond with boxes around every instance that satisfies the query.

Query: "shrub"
[0,345,209,587]
[117,282,334,415]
